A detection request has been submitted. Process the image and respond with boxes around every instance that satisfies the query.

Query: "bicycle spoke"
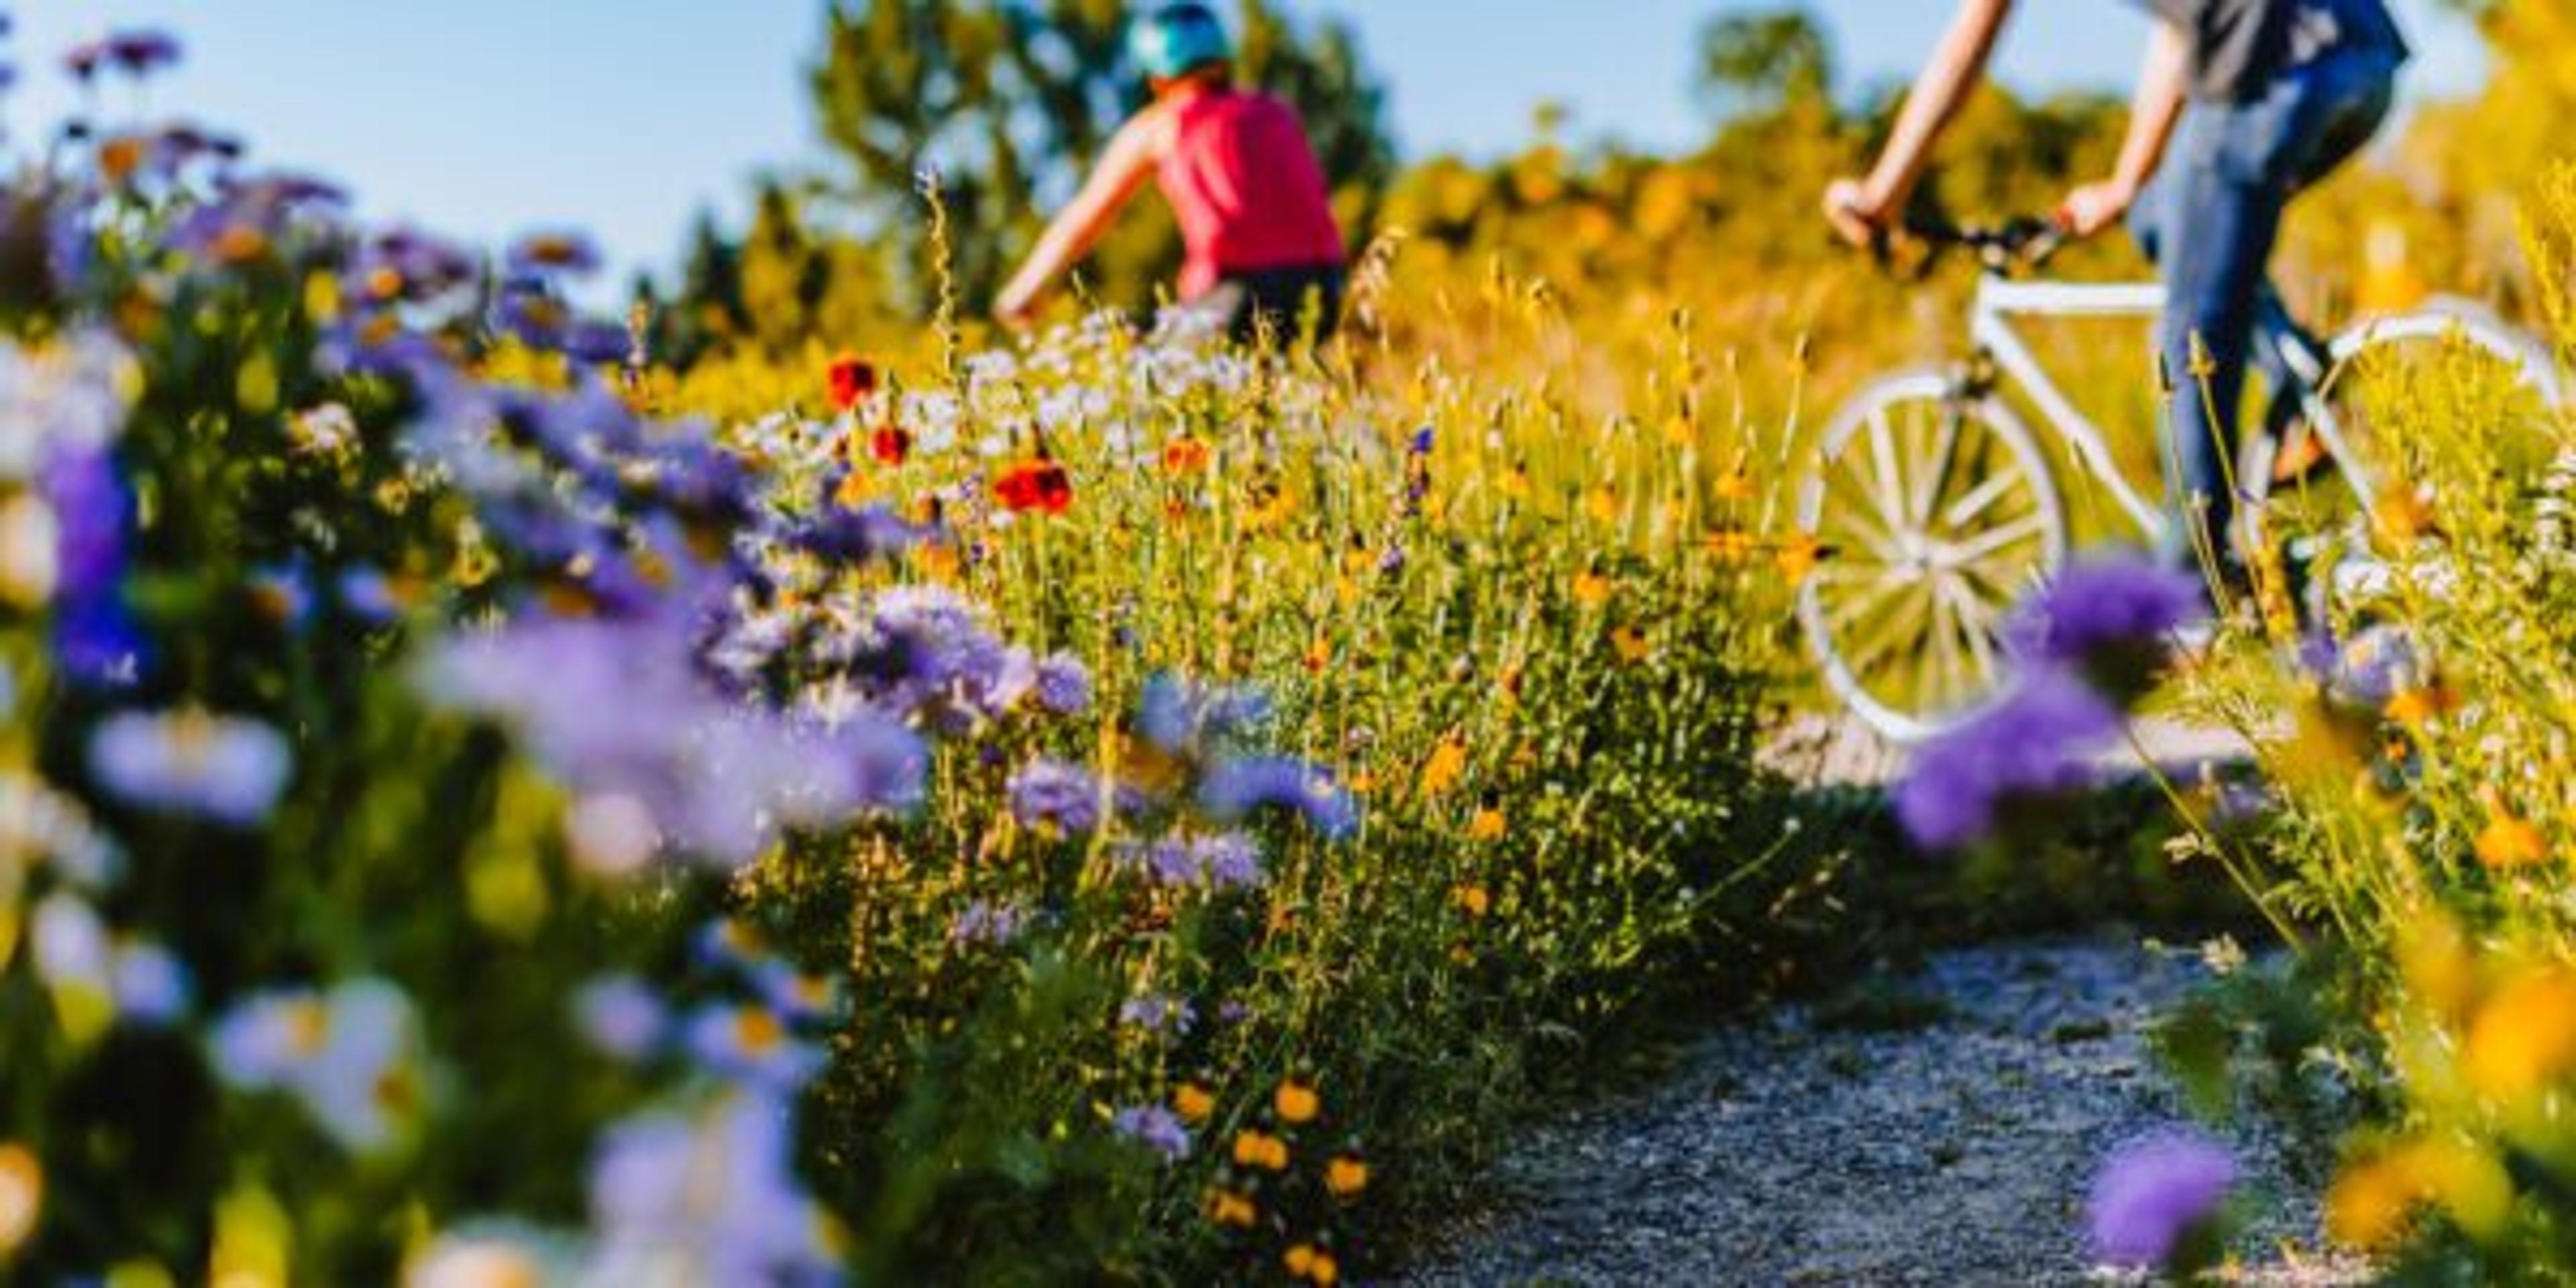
[1911,407,1965,528]
[1949,513,2051,566]
[1942,577,2004,688]
[1823,566,1917,637]
[1926,584,1966,710]
[1843,582,1934,691]
[1866,408,1913,539]
[1941,468,2025,532]
[1819,462,1904,559]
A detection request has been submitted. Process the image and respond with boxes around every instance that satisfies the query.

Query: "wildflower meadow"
[9,3,2576,1285]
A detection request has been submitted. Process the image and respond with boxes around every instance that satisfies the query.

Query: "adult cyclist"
[1825,0,2408,576]
[995,2,1348,347]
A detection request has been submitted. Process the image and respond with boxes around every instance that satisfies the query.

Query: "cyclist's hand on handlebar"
[2057,179,2137,239]
[1823,177,1896,252]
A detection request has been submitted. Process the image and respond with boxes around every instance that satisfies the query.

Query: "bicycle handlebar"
[1872,214,2074,279]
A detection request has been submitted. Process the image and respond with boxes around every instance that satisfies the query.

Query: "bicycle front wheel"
[2258,299,2565,584]
[1798,368,2070,744]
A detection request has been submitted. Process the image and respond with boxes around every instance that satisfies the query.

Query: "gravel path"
[1392,937,2361,1287]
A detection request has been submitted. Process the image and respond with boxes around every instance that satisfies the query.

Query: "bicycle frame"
[1966,276,2371,544]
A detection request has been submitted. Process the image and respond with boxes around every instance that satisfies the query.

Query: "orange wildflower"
[1274,1079,1320,1126]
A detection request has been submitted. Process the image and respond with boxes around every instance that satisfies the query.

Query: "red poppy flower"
[871,423,913,466]
[826,355,877,413]
[996,460,1074,515]
[1161,436,1212,476]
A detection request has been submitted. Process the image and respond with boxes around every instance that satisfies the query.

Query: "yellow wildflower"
[1232,1130,1290,1171]
[1326,1153,1371,1199]
[1467,808,1507,843]
[1304,637,1333,675]
[1285,1245,1317,1279]
[2326,1152,2422,1251]
[2328,1138,2512,1250]
[1585,486,1619,523]
[2384,686,2455,728]
[1454,883,1492,918]
[2474,813,2550,870]
[1713,467,1758,502]
[2464,966,2576,1099]
[1206,1189,1258,1230]
[1572,570,1613,608]
[0,1143,40,1259]
[1173,1082,1216,1124]
[2371,487,2436,542]
[1775,535,1823,584]
[1275,1079,1321,1126]
[1419,737,1468,800]
[1610,625,1652,665]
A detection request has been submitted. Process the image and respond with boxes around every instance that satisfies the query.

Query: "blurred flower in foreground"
[2005,552,2204,701]
[1138,674,1272,756]
[572,975,670,1063]
[421,609,925,865]
[1201,758,1358,841]
[209,979,426,1155]
[87,708,292,826]
[2088,1131,2237,1271]
[586,1093,841,1285]
[1894,669,2118,851]
[2327,1136,2512,1251]
[0,1142,38,1261]
[683,1004,826,1092]
[406,1227,571,1288]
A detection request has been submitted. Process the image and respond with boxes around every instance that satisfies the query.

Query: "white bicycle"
[1799,217,2565,743]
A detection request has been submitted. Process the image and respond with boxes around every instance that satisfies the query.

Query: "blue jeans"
[2131,47,2397,571]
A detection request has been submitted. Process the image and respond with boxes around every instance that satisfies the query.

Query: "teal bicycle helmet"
[1130,3,1232,80]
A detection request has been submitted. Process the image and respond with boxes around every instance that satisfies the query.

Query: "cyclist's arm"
[997,111,1165,325]
[1854,0,2017,215]
[2111,23,2190,197]
[2064,22,2188,235]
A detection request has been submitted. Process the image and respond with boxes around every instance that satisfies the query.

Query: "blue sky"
[3,2,2483,288]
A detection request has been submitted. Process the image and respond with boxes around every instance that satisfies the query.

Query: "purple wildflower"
[1118,994,1195,1038]
[419,608,926,865]
[682,1004,828,1092]
[1113,1105,1193,1163]
[572,975,669,1062]
[2307,623,2421,711]
[506,231,604,279]
[40,440,146,687]
[2088,1131,2238,1270]
[1201,757,1358,841]
[1893,671,2118,851]
[1034,654,1093,718]
[1008,759,1106,837]
[1118,832,1267,891]
[787,501,930,565]
[100,30,181,77]
[1138,674,1272,755]
[111,939,191,1026]
[88,709,293,826]
[950,899,1030,948]
[2005,552,2204,698]
[587,1092,839,1286]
